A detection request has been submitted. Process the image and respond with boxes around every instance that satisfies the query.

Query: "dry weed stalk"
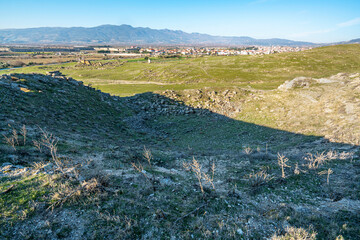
[294,163,300,175]
[2,124,21,150]
[131,148,156,191]
[183,157,215,193]
[20,125,27,145]
[36,128,65,171]
[277,153,290,178]
[257,146,261,153]
[12,128,19,146]
[3,134,16,151]
[33,139,42,152]
[0,92,8,104]
[143,146,152,167]
[318,168,333,185]
[243,146,253,155]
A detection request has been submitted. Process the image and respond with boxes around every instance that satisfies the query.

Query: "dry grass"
[2,124,28,151]
[272,226,317,240]
[131,147,157,191]
[248,170,273,187]
[20,125,27,146]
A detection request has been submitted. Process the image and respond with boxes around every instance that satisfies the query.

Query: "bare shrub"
[7,60,25,67]
[33,128,85,180]
[183,157,215,194]
[305,150,354,169]
[81,178,102,193]
[304,152,327,169]
[35,128,64,171]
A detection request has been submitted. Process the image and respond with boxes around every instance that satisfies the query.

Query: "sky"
[0,0,359,43]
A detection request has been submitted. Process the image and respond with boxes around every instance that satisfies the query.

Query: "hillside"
[1,68,360,239]
[0,24,314,46]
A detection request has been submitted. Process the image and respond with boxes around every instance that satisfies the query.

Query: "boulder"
[278,77,314,90]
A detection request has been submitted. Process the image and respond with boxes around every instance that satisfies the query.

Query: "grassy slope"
[3,44,360,96]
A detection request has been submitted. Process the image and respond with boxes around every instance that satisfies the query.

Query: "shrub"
[272,226,317,240]
[7,60,26,67]
[248,170,273,188]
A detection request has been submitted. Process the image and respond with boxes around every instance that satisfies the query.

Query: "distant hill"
[346,38,360,44]
[333,38,360,45]
[0,24,314,46]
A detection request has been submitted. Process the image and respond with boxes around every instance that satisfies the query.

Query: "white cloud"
[337,17,360,27]
[288,17,360,41]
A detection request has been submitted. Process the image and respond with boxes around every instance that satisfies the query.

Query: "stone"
[160,178,174,186]
[278,77,314,90]
[236,229,244,235]
[2,162,12,167]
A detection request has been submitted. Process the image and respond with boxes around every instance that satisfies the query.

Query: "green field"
[3,44,360,96]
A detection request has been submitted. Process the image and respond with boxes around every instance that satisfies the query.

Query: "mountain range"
[0,24,316,46]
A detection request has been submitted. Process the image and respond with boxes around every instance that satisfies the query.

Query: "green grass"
[3,44,360,96]
[0,174,49,225]
[149,114,319,154]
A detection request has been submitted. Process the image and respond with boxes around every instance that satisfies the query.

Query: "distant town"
[0,45,312,69]
[93,45,311,56]
[0,45,311,56]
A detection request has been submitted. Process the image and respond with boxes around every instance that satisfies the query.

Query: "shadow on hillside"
[0,71,357,161]
[124,92,358,156]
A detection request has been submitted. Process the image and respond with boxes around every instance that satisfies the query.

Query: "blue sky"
[0,0,359,43]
